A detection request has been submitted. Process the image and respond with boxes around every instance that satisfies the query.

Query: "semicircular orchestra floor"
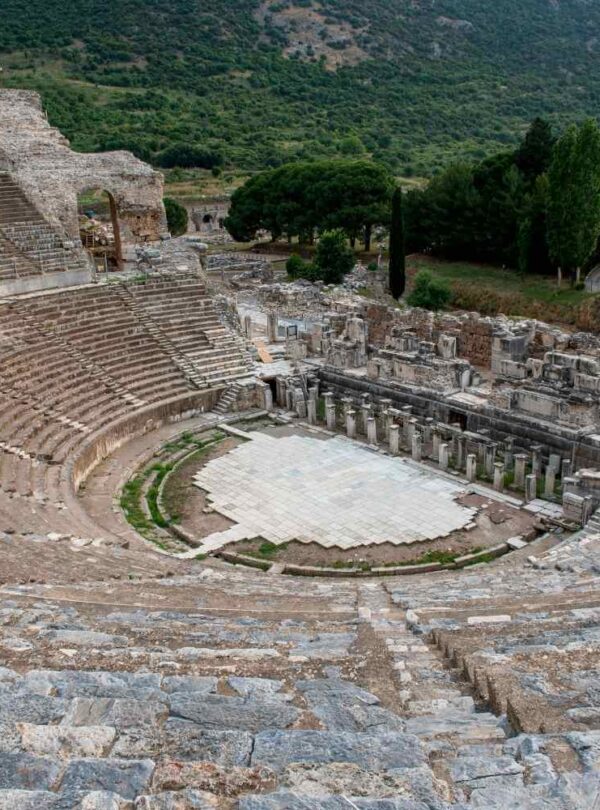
[193,432,478,554]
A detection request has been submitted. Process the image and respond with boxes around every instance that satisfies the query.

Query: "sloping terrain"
[1,0,600,173]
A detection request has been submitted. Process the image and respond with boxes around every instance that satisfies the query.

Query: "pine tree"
[388,187,406,299]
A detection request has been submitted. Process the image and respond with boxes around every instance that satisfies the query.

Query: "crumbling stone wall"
[0,90,167,262]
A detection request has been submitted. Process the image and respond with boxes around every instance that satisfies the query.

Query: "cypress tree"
[389,187,406,299]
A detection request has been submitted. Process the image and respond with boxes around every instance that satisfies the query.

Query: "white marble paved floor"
[192,433,477,554]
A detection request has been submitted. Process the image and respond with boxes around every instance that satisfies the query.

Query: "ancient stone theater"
[0,89,598,809]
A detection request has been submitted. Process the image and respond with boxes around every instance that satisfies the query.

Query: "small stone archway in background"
[77,188,123,271]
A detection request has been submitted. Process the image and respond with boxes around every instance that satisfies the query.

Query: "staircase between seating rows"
[0,172,89,281]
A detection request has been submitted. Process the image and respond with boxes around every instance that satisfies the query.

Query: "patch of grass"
[243,540,287,560]
[408,256,600,328]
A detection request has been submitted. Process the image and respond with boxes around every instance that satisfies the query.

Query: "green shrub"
[407,270,451,311]
[313,229,355,284]
[286,254,306,278]
[164,197,188,237]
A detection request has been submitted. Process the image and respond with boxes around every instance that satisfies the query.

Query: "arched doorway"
[77,188,123,271]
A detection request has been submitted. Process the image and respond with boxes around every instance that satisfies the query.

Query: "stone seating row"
[0,568,597,807]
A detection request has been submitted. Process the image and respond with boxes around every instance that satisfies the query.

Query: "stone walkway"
[192,433,476,553]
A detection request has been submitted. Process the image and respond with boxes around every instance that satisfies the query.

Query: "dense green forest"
[2,0,600,175]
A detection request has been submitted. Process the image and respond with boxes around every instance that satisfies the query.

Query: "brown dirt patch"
[231,493,539,569]
[162,437,240,539]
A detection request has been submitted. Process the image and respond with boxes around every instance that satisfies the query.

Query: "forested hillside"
[2,0,600,174]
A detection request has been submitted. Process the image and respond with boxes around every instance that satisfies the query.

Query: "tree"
[547,120,600,284]
[407,270,451,311]
[225,160,393,244]
[164,197,188,236]
[388,187,406,299]
[518,174,552,275]
[515,118,555,184]
[156,143,224,170]
[313,229,355,284]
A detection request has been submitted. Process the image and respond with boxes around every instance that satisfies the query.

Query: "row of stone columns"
[306,391,574,504]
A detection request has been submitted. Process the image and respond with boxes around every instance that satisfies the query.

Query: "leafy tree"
[313,229,355,284]
[515,118,555,184]
[388,187,406,299]
[547,120,600,284]
[407,270,451,311]
[164,197,188,236]
[156,143,224,170]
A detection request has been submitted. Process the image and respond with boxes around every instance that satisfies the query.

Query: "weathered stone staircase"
[0,172,89,282]
[114,283,209,390]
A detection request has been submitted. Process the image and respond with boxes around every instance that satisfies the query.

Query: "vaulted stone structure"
[0,89,168,294]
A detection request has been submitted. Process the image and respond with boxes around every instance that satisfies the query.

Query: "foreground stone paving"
[193,433,476,552]
[0,542,597,808]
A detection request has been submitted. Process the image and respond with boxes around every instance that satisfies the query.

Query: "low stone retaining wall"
[66,388,222,495]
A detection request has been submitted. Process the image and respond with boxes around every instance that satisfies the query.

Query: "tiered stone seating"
[0,173,89,281]
[0,272,596,806]
[0,559,598,807]
[0,282,225,544]
[124,275,252,385]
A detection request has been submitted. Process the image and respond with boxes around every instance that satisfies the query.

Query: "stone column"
[514,454,528,489]
[561,459,572,484]
[295,394,307,420]
[326,403,336,431]
[432,430,441,462]
[346,410,357,439]
[406,418,417,450]
[243,315,253,340]
[401,406,412,445]
[456,436,467,472]
[361,405,373,435]
[263,385,273,412]
[493,462,505,492]
[308,385,319,402]
[484,444,497,478]
[378,400,392,434]
[412,432,422,462]
[275,377,287,408]
[307,399,317,425]
[531,445,543,478]
[439,443,449,470]
[544,466,556,498]
[367,417,378,447]
[389,424,400,455]
[548,453,561,474]
[323,392,335,409]
[342,397,354,417]
[266,312,278,343]
[422,418,434,449]
[503,437,515,470]
[525,474,537,503]
[466,453,477,482]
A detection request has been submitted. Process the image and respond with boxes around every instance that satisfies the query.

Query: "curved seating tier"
[0,278,597,808]
[0,275,247,555]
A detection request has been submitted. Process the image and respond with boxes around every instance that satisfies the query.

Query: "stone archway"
[77,188,123,271]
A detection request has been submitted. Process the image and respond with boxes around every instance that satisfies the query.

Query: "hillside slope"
[1,0,600,174]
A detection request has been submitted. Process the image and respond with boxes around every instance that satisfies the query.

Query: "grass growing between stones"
[243,540,288,561]
[120,430,226,549]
